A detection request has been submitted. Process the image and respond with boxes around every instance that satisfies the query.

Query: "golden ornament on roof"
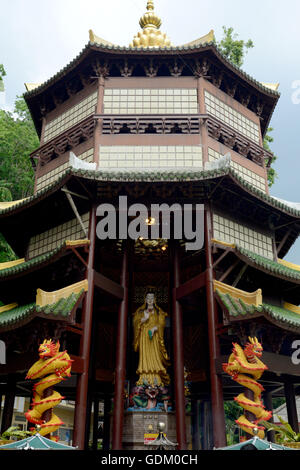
[130,0,172,48]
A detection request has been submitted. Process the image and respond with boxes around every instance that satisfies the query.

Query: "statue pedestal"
[121,411,191,450]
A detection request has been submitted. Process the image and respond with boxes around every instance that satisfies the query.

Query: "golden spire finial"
[130,0,171,48]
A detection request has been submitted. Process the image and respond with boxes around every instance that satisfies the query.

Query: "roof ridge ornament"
[130,0,172,48]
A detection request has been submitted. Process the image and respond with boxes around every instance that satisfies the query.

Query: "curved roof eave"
[215,289,300,334]
[0,167,299,220]
[0,240,90,281]
[23,41,280,101]
[212,240,300,284]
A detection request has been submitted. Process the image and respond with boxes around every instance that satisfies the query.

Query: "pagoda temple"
[1,0,300,450]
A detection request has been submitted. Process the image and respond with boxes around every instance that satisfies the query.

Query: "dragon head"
[38,339,60,358]
[144,385,159,400]
[244,337,263,358]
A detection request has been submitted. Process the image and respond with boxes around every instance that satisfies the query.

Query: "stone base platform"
[120,411,191,450]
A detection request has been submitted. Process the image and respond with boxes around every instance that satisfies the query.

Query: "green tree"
[0,91,39,201]
[0,64,10,200]
[215,29,277,187]
[263,127,278,187]
[0,233,18,263]
[0,64,6,90]
[216,26,254,68]
[0,426,33,442]
[224,400,242,445]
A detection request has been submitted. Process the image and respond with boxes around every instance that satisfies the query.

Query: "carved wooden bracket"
[143,59,158,78]
[168,59,184,78]
[212,70,224,89]
[118,59,134,77]
[193,58,210,78]
[92,59,110,78]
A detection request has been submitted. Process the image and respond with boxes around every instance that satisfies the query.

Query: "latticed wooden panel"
[133,271,169,307]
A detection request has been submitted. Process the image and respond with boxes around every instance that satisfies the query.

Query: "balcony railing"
[31,113,274,170]
[98,114,202,135]
[31,115,95,166]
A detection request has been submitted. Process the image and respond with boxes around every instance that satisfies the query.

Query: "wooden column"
[73,205,96,449]
[284,381,299,433]
[197,77,209,164]
[103,396,111,451]
[92,396,100,451]
[204,206,227,448]
[93,76,105,165]
[41,387,54,439]
[1,378,16,434]
[244,389,257,439]
[0,393,2,425]
[264,392,276,443]
[112,245,129,450]
[191,399,201,450]
[172,242,187,450]
[201,401,213,450]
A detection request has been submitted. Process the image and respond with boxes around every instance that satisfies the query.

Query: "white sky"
[1,0,300,261]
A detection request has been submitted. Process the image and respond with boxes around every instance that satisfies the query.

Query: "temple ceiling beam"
[175,272,206,300]
[94,271,124,300]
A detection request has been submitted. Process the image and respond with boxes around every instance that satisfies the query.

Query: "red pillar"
[205,206,227,449]
[172,242,187,450]
[1,377,16,434]
[73,205,96,449]
[112,245,129,450]
[284,381,299,433]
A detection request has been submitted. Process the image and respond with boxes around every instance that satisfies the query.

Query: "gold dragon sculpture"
[223,337,272,439]
[25,339,73,439]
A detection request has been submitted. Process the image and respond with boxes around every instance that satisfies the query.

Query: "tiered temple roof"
[1,0,299,450]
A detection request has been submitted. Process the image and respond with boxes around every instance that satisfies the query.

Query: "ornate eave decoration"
[129,0,172,49]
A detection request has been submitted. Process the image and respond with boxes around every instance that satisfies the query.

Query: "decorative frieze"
[100,115,201,134]
[34,115,95,166]
[206,117,265,167]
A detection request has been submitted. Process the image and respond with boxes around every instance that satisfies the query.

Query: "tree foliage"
[215,29,277,187]
[0,233,18,263]
[0,81,39,201]
[262,415,300,444]
[224,400,242,444]
[263,127,278,187]
[0,426,33,442]
[216,26,254,68]
[0,64,6,92]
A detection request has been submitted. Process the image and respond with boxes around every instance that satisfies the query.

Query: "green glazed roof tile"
[1,167,300,220]
[0,289,85,331]
[0,433,76,449]
[234,245,300,282]
[215,290,300,332]
[0,241,74,279]
[23,42,280,100]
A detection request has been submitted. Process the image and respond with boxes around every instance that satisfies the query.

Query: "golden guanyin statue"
[133,290,170,387]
